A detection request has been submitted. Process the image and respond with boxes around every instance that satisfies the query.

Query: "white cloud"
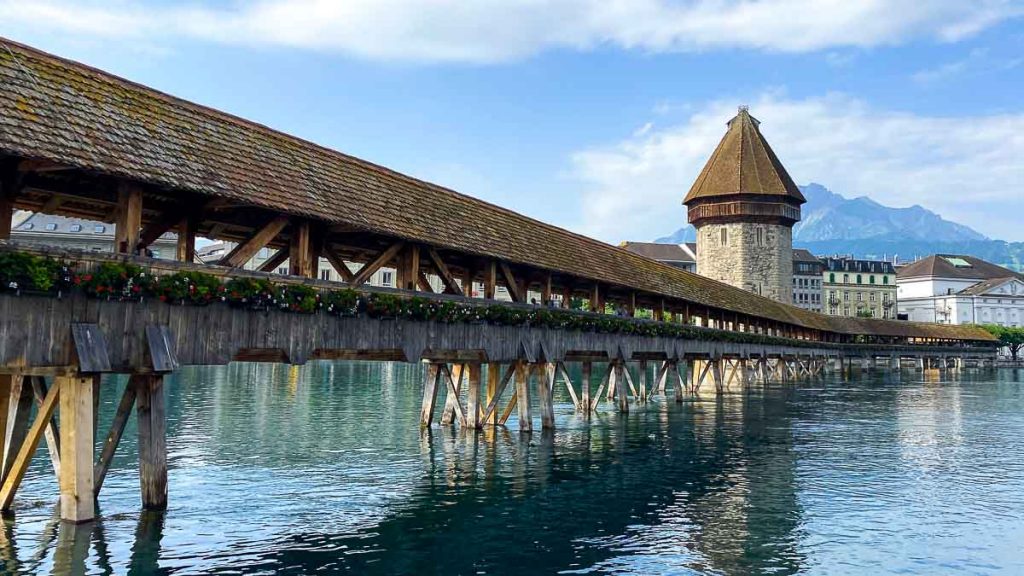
[570,93,1024,242]
[0,0,1021,62]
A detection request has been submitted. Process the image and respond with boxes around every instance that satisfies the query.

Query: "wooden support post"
[440,364,467,427]
[581,362,592,415]
[114,182,143,254]
[0,380,59,513]
[59,376,95,523]
[590,284,603,313]
[397,245,421,291]
[441,364,464,426]
[0,375,32,484]
[654,299,665,322]
[654,361,668,395]
[30,377,61,478]
[557,362,581,410]
[676,361,687,400]
[466,364,482,429]
[561,286,572,309]
[626,292,636,317]
[499,262,523,302]
[638,360,648,402]
[95,379,137,496]
[615,364,629,414]
[420,364,440,427]
[541,274,553,305]
[485,364,500,425]
[514,363,532,432]
[0,166,18,241]
[288,219,313,277]
[484,261,497,300]
[539,363,555,430]
[176,216,197,263]
[136,375,167,511]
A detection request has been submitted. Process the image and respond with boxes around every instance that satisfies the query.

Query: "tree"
[981,324,1024,362]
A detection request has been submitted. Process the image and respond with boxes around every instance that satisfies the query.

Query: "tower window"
[720,228,728,246]
[756,227,764,246]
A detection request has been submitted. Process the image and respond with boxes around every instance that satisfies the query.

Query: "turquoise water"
[3,364,1024,575]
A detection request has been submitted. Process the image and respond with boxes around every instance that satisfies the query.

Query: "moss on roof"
[0,38,994,343]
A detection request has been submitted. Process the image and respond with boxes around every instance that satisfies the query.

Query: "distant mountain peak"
[654,183,994,258]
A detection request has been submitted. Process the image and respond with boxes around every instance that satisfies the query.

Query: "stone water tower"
[683,107,805,304]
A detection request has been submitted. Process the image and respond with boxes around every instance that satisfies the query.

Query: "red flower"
[159,295,167,302]
[132,285,141,293]
[82,274,93,282]
[73,277,82,285]
[96,286,105,293]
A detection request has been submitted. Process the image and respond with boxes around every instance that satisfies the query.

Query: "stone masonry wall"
[696,222,793,304]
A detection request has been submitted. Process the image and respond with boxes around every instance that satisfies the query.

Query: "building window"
[843,274,849,283]
[720,228,728,246]
[70,224,82,232]
[756,227,764,246]
[829,273,835,283]
[381,271,394,287]
[93,225,105,233]
[870,293,876,302]
[277,267,288,275]
[857,292,863,302]
[21,223,33,230]
[857,274,862,284]
[883,276,889,284]
[870,275,875,284]
[45,223,58,231]
[844,291,849,301]
[320,269,331,281]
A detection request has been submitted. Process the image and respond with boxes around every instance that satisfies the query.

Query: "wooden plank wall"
[0,293,997,372]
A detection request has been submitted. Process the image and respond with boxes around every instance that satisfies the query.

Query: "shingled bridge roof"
[0,38,993,343]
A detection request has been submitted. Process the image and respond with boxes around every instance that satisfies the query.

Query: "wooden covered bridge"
[0,38,997,524]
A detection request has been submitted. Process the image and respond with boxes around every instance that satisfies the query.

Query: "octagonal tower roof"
[683,107,805,205]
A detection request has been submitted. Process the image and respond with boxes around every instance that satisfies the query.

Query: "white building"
[897,254,1024,327]
[9,213,178,257]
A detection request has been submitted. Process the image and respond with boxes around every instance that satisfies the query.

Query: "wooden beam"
[139,202,205,250]
[2,163,25,240]
[499,262,523,302]
[0,378,59,513]
[17,158,72,173]
[289,219,313,277]
[29,377,60,478]
[136,375,167,510]
[59,376,95,523]
[39,194,63,214]
[396,245,421,291]
[0,376,32,485]
[539,363,555,429]
[114,182,144,254]
[626,292,636,317]
[480,365,515,425]
[219,216,289,268]
[425,247,463,296]
[176,216,198,263]
[590,284,603,313]
[515,362,532,432]
[419,364,441,427]
[483,260,497,300]
[416,271,434,293]
[257,248,289,273]
[351,241,405,286]
[94,378,137,496]
[541,274,553,305]
[466,364,482,429]
[323,248,355,282]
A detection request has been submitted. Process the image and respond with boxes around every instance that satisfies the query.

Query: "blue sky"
[2,1,1023,241]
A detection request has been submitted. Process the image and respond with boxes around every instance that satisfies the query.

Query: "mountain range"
[654,183,1024,271]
